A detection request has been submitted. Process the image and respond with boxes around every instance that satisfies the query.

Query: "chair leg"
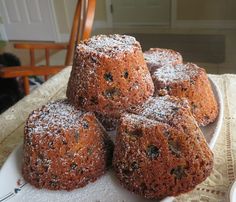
[23,76,30,95]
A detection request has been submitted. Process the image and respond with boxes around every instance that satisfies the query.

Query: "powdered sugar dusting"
[78,34,139,57]
[25,99,83,135]
[153,63,199,83]
[141,97,179,119]
[121,113,159,127]
[144,48,182,69]
[127,96,189,123]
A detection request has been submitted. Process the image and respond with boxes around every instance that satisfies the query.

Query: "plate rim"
[0,77,224,202]
[208,77,224,149]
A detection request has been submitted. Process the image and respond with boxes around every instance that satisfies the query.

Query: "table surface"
[0,67,235,202]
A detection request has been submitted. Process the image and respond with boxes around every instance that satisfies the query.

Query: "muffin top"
[25,99,83,136]
[127,96,190,123]
[77,34,141,57]
[144,48,182,69]
[152,63,199,83]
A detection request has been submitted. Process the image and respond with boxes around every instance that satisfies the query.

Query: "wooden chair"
[0,0,96,95]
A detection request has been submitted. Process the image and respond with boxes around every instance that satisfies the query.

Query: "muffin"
[22,99,114,190]
[67,34,154,116]
[152,63,218,126]
[144,48,183,72]
[113,96,214,199]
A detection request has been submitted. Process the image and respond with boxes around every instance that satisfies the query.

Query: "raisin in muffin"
[113,96,213,199]
[22,99,113,190]
[67,34,154,117]
[144,48,183,72]
[152,63,218,126]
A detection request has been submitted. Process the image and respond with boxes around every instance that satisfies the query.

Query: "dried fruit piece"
[48,142,54,149]
[77,167,84,174]
[70,163,78,170]
[172,107,179,111]
[74,131,79,143]
[168,140,181,157]
[43,164,49,172]
[49,181,58,187]
[171,166,186,179]
[90,96,98,105]
[87,147,93,155]
[165,86,171,91]
[78,96,85,106]
[192,103,198,110]
[103,87,120,99]
[90,56,98,64]
[131,162,139,170]
[123,168,132,176]
[146,145,160,159]
[123,70,129,79]
[82,120,89,129]
[129,128,143,137]
[104,72,113,82]
[163,131,171,138]
[190,79,195,85]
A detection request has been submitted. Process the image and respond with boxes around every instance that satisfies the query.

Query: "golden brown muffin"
[152,63,218,126]
[144,48,183,72]
[113,96,213,199]
[22,99,113,191]
[67,34,154,116]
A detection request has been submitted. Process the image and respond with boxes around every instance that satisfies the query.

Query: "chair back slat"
[65,0,96,66]
[65,0,82,66]
[45,48,50,80]
[30,49,35,67]
[23,77,30,95]
[82,0,96,40]
[45,49,50,66]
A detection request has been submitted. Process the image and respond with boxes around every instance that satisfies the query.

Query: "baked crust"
[144,48,183,72]
[67,34,154,116]
[22,99,114,190]
[113,96,214,199]
[152,63,218,126]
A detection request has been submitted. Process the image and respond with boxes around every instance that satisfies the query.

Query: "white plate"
[230,181,236,202]
[200,77,224,150]
[0,78,223,202]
